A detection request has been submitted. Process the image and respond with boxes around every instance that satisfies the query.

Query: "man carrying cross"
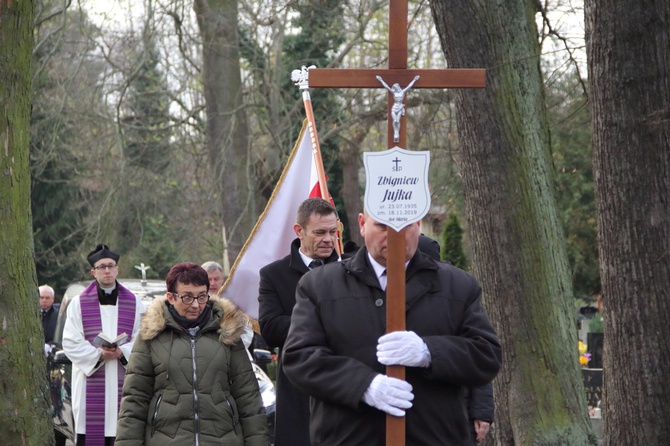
[282,211,501,445]
[284,1,500,444]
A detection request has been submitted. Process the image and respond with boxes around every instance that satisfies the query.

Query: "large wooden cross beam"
[310,68,485,89]
[308,2,485,445]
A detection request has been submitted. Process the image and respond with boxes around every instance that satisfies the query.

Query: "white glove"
[362,374,414,417]
[377,331,431,368]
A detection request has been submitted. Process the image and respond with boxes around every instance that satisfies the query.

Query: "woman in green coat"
[116,262,269,446]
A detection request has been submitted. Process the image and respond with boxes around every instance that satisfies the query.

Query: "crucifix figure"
[376,75,420,142]
[294,2,489,445]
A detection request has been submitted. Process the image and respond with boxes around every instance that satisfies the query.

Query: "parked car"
[48,269,275,445]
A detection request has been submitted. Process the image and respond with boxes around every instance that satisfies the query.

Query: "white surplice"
[62,293,145,436]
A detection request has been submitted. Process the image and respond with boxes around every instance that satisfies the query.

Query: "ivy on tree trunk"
[0,1,55,444]
[430,0,596,444]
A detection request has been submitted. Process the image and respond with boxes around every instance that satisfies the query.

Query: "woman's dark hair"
[165,262,210,293]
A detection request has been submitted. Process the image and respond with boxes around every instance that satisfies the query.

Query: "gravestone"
[582,367,603,408]
[587,332,604,369]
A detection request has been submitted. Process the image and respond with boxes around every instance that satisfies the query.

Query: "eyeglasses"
[172,292,209,305]
[94,264,117,271]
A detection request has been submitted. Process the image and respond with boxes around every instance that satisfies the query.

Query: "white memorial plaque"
[363,147,431,231]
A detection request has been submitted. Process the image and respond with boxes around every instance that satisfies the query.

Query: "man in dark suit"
[282,213,501,445]
[40,285,59,344]
[258,197,340,446]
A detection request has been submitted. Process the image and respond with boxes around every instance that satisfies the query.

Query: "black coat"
[258,238,340,446]
[419,235,496,439]
[465,383,494,440]
[283,247,502,446]
[42,304,59,344]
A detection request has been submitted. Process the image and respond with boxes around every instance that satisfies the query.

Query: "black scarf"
[168,304,212,332]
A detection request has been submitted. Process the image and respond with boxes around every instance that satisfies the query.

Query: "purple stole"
[79,281,136,444]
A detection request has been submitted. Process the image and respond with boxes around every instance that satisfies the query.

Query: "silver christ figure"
[376,75,420,142]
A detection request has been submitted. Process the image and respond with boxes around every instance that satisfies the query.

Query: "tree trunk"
[0,1,54,444]
[585,1,670,444]
[194,0,252,261]
[340,124,373,247]
[430,1,596,444]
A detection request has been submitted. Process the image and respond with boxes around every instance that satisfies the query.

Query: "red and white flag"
[220,120,318,319]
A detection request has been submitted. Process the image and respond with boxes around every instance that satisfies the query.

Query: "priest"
[62,244,145,446]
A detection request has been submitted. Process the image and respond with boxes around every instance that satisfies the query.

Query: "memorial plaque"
[363,147,430,231]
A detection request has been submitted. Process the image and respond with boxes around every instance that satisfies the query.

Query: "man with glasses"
[62,244,145,446]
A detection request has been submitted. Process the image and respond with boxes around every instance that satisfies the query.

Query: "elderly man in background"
[201,261,226,296]
[40,284,59,345]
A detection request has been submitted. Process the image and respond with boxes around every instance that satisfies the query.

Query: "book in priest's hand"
[92,332,128,348]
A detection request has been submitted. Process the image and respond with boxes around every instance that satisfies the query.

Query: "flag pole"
[292,66,344,258]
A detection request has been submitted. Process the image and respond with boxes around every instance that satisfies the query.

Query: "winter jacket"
[116,296,269,446]
[283,247,502,446]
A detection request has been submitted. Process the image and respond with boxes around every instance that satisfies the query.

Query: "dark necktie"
[309,259,323,269]
[379,269,387,291]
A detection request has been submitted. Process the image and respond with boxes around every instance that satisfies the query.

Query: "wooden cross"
[308,1,485,445]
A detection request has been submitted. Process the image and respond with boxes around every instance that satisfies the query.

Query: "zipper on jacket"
[191,336,200,446]
[225,395,238,428]
[150,393,163,437]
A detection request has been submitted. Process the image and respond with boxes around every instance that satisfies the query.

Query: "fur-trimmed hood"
[140,294,248,346]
